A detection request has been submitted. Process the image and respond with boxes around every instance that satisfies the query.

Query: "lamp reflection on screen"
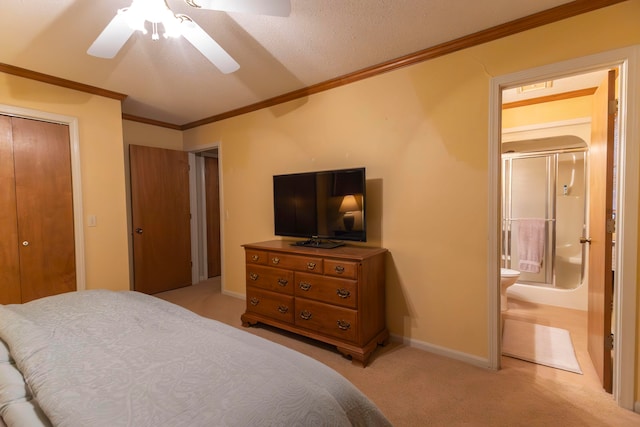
[339,195,360,231]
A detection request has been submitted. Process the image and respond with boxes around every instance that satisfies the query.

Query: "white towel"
[518,219,546,273]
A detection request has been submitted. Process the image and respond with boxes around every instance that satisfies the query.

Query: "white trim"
[188,152,199,285]
[0,104,86,292]
[390,333,490,369]
[222,289,245,300]
[502,117,591,135]
[197,155,209,281]
[217,144,226,291]
[188,142,225,290]
[488,46,639,410]
[612,46,639,411]
[487,81,502,371]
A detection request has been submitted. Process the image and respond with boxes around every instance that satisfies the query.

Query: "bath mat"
[502,319,582,374]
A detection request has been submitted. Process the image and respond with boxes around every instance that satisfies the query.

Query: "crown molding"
[502,87,598,109]
[121,114,182,130]
[1,0,627,130]
[181,0,627,129]
[0,63,127,101]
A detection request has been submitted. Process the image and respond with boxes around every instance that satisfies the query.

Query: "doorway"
[488,47,639,409]
[502,68,614,391]
[189,146,223,285]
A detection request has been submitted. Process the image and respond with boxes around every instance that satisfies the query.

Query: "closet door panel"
[12,117,76,302]
[0,116,21,304]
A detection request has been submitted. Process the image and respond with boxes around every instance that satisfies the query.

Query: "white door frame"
[188,142,225,288]
[487,46,639,409]
[0,104,86,292]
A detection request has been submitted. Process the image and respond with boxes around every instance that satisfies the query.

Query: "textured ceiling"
[0,0,599,126]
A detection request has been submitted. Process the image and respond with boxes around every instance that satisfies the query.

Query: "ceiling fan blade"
[186,0,291,17]
[180,19,240,74]
[87,11,136,59]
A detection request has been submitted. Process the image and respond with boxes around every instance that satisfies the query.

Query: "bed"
[0,290,391,426]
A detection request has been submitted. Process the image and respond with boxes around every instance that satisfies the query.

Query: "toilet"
[500,268,520,311]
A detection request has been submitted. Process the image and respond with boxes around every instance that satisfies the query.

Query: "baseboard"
[634,401,640,414]
[390,333,491,369]
[222,289,245,299]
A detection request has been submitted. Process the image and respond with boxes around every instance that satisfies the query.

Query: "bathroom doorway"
[489,47,640,409]
[500,68,616,392]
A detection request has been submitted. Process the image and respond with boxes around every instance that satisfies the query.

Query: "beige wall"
[503,96,593,129]
[0,73,130,291]
[122,120,183,151]
[182,0,640,388]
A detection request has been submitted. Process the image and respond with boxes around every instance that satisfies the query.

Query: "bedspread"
[0,290,390,427]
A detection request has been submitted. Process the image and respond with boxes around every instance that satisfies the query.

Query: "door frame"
[188,142,226,290]
[0,104,86,292]
[488,46,639,409]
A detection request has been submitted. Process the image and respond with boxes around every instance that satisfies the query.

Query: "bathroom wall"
[555,151,587,289]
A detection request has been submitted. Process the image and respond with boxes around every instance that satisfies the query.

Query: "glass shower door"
[503,155,555,286]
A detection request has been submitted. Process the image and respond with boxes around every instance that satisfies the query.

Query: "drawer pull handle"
[249,297,260,306]
[272,257,280,265]
[337,320,351,331]
[278,278,288,286]
[249,273,259,281]
[336,288,351,299]
[277,305,289,314]
[251,255,260,262]
[300,310,312,320]
[299,282,312,291]
[307,262,316,270]
[334,265,345,274]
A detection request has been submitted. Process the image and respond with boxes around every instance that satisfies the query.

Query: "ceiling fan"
[87,0,291,74]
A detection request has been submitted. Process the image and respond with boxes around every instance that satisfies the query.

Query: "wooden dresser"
[241,240,388,366]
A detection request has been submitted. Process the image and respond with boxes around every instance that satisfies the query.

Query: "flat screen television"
[273,167,366,248]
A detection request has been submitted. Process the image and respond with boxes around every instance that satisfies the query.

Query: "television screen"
[273,167,366,244]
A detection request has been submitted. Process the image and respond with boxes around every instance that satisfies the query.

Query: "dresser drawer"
[295,299,357,342]
[295,272,358,309]
[246,249,268,265]
[242,241,388,367]
[246,265,294,295]
[268,252,323,273]
[246,288,294,324]
[323,259,358,279]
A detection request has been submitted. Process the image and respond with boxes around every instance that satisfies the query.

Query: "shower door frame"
[502,147,588,288]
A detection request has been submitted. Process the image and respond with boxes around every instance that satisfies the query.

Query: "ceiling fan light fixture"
[120,8,147,34]
[162,14,184,38]
[88,0,291,72]
[124,0,183,39]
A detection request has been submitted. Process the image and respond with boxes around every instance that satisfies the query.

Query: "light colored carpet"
[502,318,582,374]
[156,279,640,426]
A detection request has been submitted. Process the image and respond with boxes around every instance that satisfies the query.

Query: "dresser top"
[243,240,387,260]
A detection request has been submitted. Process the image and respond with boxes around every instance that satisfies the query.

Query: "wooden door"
[587,69,616,393]
[0,116,21,304]
[130,145,192,294]
[0,116,76,303]
[205,156,221,277]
